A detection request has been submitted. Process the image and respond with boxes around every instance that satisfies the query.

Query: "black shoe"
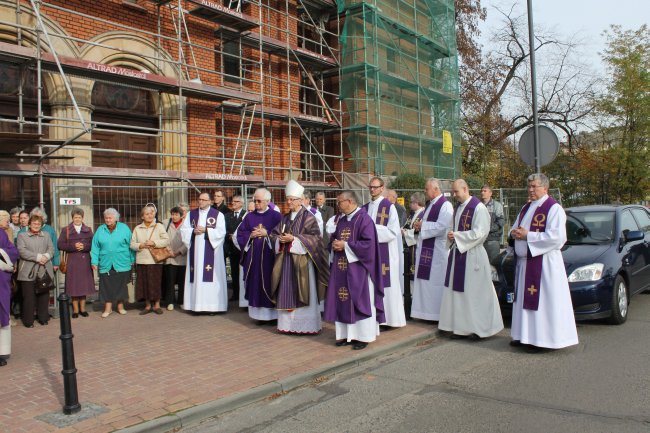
[335,340,350,347]
[72,313,79,319]
[467,334,481,341]
[509,340,523,347]
[38,320,48,326]
[0,358,7,367]
[79,311,89,317]
[24,324,34,328]
[449,334,467,340]
[352,342,368,350]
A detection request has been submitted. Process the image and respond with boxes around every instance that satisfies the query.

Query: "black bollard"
[58,293,81,415]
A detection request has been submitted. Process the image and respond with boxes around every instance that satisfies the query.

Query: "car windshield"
[565,211,615,245]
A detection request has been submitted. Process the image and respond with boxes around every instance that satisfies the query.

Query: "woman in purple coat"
[1,211,19,366]
[58,208,95,318]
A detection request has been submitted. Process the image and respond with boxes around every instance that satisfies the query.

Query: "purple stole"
[515,196,558,311]
[416,196,447,280]
[444,196,480,292]
[188,207,220,283]
[309,207,317,215]
[363,198,392,287]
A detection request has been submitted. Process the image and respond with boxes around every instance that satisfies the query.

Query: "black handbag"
[29,264,54,295]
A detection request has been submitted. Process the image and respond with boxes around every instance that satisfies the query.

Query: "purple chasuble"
[324,207,385,324]
[363,198,393,287]
[237,209,283,308]
[188,207,220,283]
[514,196,558,311]
[416,196,447,280]
[0,230,19,327]
[444,196,481,292]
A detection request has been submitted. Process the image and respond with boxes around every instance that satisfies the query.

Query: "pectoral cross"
[382,263,390,275]
[421,249,433,264]
[527,284,537,296]
[205,264,212,272]
[461,209,472,230]
[377,207,389,226]
[337,257,348,270]
[256,224,264,230]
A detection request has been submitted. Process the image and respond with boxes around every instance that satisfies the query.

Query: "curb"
[119,329,437,433]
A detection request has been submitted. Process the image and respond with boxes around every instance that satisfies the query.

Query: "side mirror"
[624,230,644,243]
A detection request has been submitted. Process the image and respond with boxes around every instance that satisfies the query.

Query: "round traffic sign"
[518,125,559,167]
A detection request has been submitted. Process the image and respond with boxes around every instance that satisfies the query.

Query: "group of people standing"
[0,172,578,368]
[402,174,578,352]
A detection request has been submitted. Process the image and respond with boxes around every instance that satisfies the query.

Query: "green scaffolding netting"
[337,0,461,178]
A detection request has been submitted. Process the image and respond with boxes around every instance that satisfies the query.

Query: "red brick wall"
[31,0,331,181]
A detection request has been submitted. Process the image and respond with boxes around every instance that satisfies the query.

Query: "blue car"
[492,204,650,324]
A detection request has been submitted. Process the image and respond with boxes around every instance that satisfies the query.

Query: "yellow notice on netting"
[442,130,452,154]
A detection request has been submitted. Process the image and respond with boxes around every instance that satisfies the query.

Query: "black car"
[492,205,650,324]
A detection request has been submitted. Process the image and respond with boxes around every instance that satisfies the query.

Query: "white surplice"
[275,220,321,333]
[366,196,406,328]
[333,207,380,343]
[411,196,453,321]
[439,198,504,337]
[181,208,228,312]
[510,195,579,349]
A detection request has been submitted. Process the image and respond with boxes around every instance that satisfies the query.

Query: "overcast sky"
[480,0,649,71]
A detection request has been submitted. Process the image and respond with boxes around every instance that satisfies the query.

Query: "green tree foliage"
[389,173,427,196]
[596,25,650,203]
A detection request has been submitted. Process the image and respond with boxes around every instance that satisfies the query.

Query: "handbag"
[59,226,69,274]
[29,264,54,295]
[147,223,172,263]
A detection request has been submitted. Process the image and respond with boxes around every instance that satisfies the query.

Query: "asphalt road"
[181,293,650,433]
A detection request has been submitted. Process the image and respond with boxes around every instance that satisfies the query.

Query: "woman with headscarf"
[58,208,94,318]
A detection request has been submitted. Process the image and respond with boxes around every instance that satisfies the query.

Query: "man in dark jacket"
[225,195,246,301]
[315,192,334,247]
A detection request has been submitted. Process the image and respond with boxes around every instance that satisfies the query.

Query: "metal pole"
[58,293,81,415]
[526,0,541,173]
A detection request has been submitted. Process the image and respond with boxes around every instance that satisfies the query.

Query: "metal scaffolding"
[0,0,462,214]
[338,0,461,178]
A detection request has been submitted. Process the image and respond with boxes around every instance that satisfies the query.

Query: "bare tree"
[460,4,599,185]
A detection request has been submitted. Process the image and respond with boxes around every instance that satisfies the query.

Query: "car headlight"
[568,263,604,282]
[491,265,499,282]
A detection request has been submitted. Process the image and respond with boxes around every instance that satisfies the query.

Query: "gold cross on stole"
[527,284,537,296]
[337,257,348,270]
[205,264,212,272]
[340,227,351,241]
[377,207,389,225]
[382,263,390,275]
[461,209,472,230]
[421,249,433,264]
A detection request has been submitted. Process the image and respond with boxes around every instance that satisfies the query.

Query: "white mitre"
[286,179,304,198]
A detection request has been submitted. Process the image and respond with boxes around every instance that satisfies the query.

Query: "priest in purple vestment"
[324,191,385,350]
[0,214,19,366]
[270,180,329,334]
[235,188,283,324]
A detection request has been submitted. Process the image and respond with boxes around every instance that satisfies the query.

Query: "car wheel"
[608,275,628,325]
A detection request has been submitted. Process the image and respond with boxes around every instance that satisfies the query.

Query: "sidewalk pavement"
[1,303,435,433]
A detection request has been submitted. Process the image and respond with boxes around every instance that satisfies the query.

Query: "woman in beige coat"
[131,205,169,315]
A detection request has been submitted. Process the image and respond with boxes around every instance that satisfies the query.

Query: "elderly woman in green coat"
[91,208,134,318]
